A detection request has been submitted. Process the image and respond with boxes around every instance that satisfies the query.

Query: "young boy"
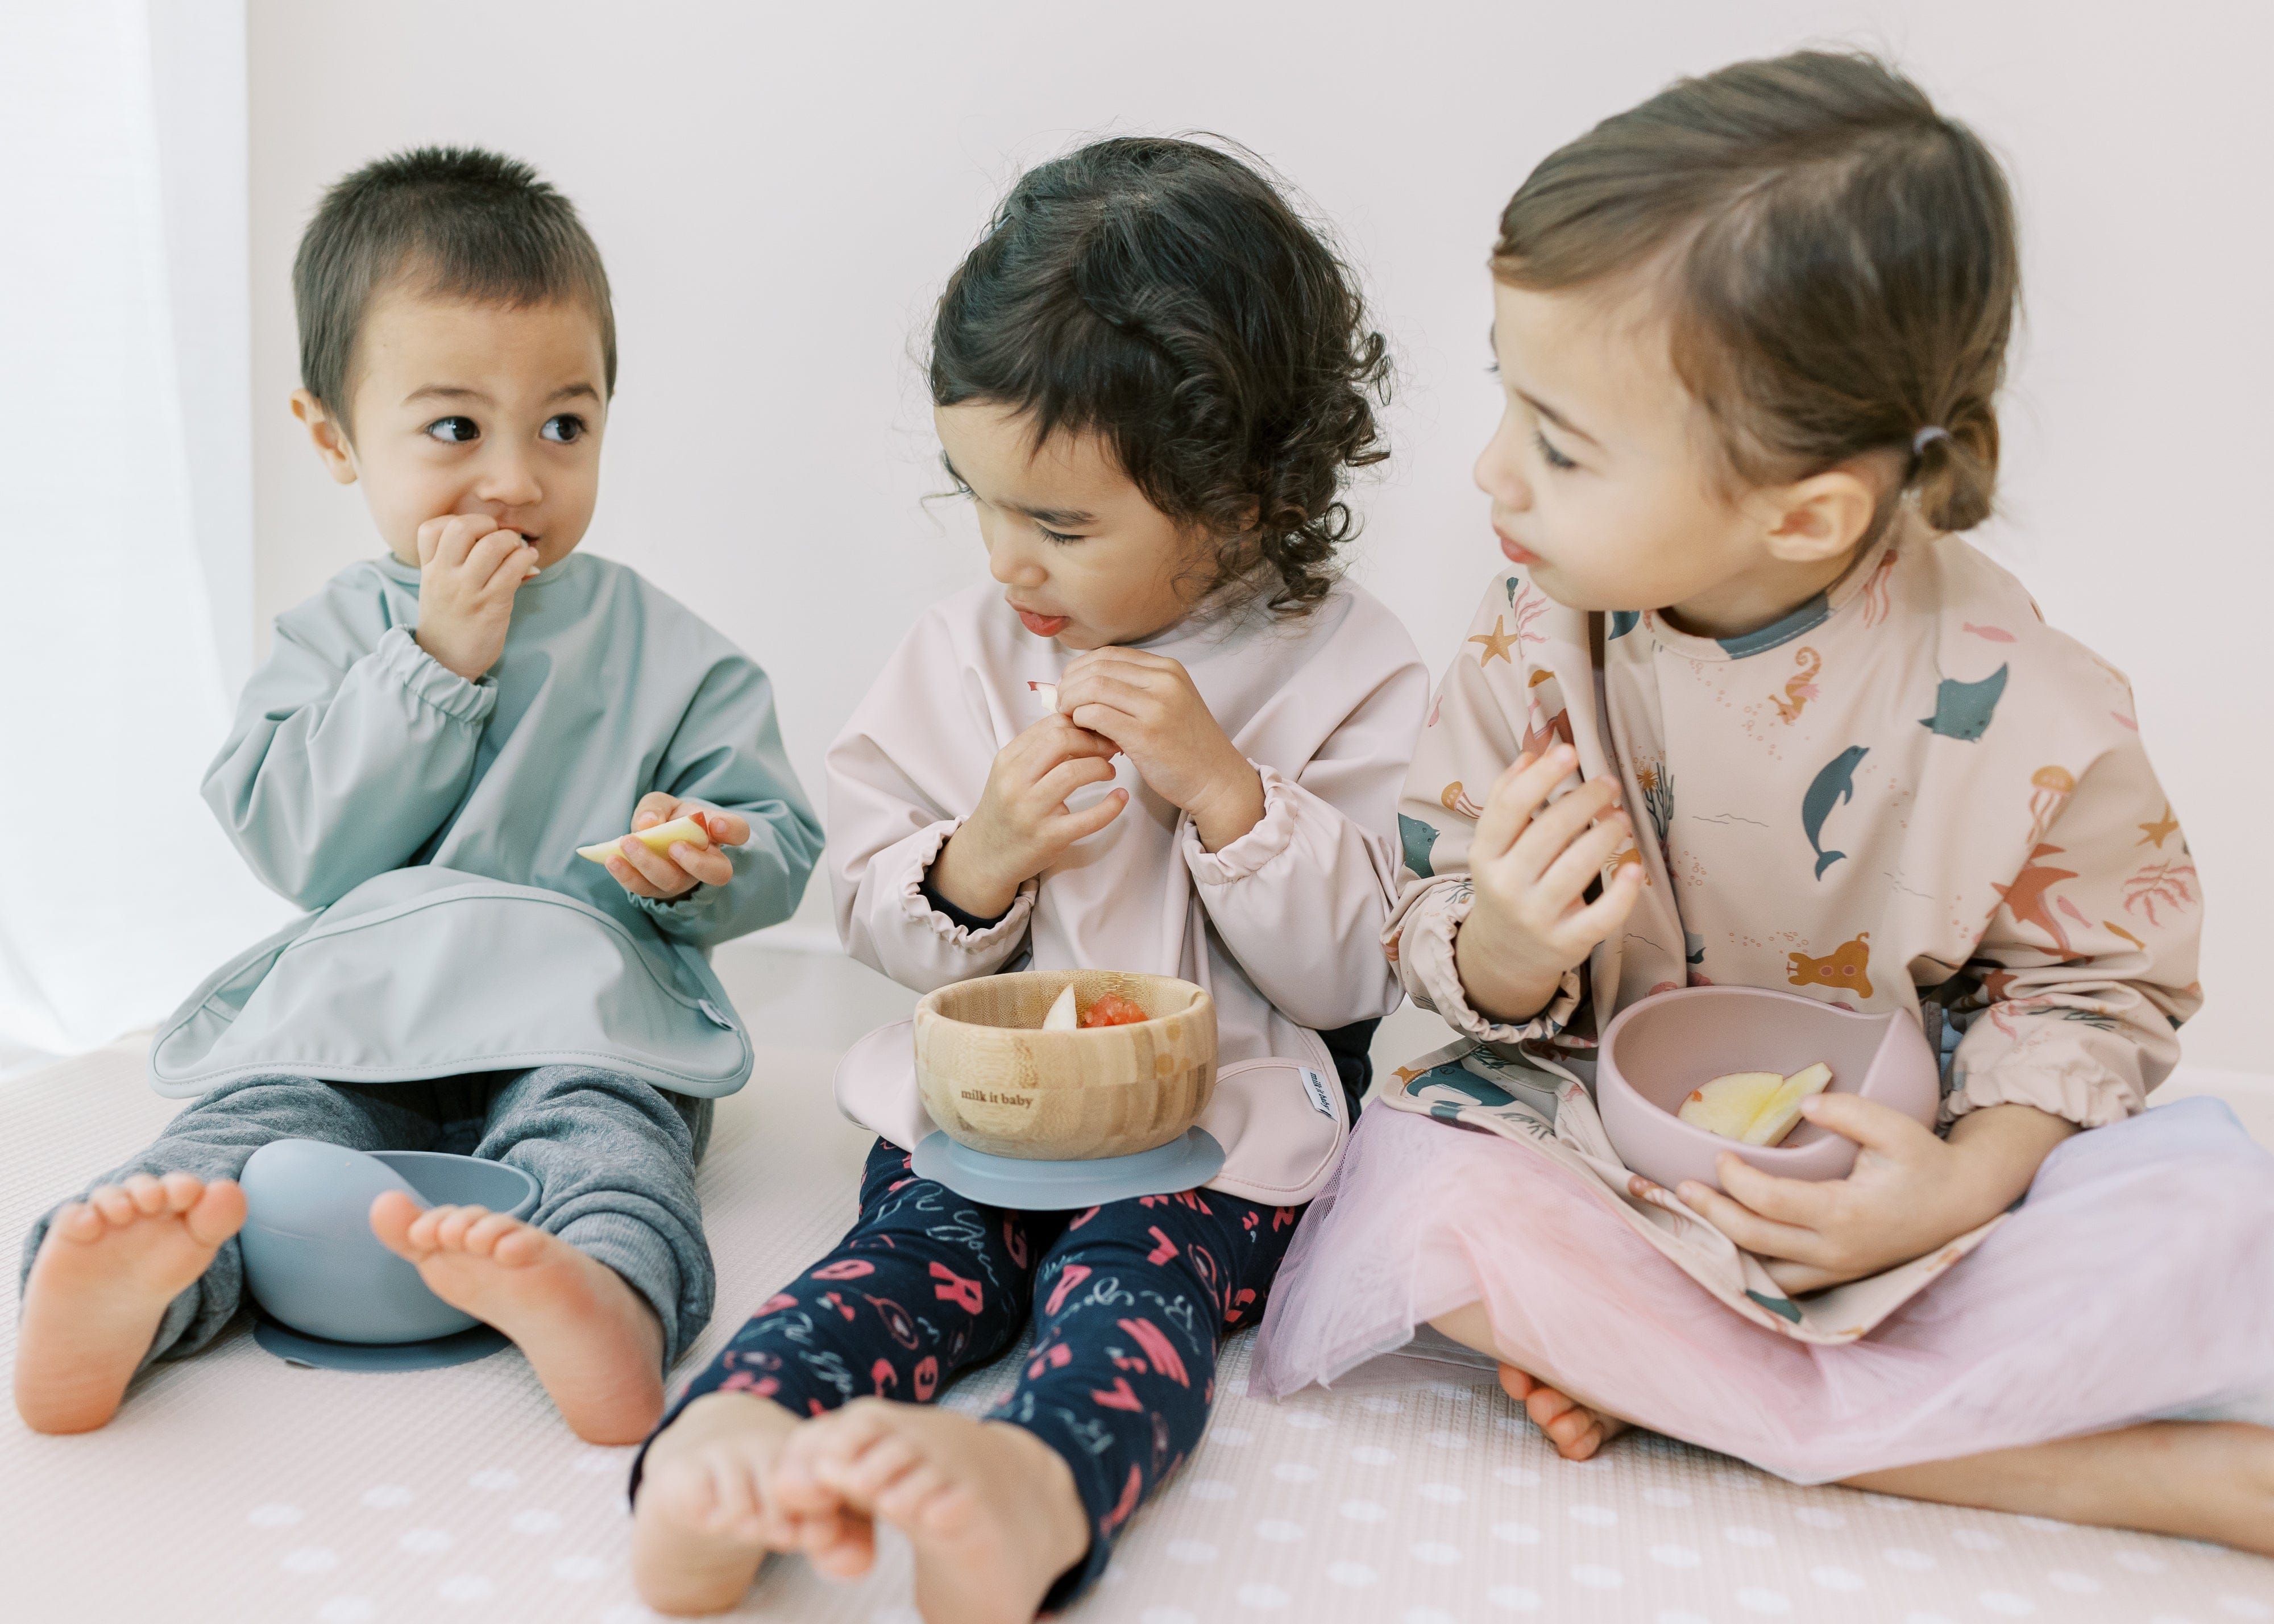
[14,147,823,1444]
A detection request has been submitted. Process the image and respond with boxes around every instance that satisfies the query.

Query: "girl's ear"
[291,388,360,485]
[1760,466,1882,564]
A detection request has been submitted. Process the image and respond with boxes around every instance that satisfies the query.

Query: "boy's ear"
[1760,466,1882,565]
[291,388,359,485]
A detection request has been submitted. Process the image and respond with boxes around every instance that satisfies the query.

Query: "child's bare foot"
[632,1390,805,1615]
[15,1173,246,1434]
[769,1398,1092,1624]
[369,1191,664,1444]
[1499,1364,1628,1461]
[1846,1419,2274,1555]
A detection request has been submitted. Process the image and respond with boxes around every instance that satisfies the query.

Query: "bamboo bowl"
[914,971,1217,1161]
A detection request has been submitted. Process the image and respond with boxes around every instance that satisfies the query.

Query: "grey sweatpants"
[18,1065,715,1371]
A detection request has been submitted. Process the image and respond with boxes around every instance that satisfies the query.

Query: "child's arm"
[202,594,496,909]
[609,656,825,949]
[1684,746,2201,1291]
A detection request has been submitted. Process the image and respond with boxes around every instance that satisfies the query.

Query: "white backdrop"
[0,0,287,1076]
[247,1,2273,1073]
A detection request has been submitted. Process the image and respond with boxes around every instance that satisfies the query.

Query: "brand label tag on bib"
[1299,1067,1335,1117]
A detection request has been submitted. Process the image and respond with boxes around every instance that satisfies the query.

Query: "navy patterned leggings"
[656,1137,1303,1605]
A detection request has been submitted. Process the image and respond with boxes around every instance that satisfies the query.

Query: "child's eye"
[1038,524,1082,546]
[541,414,586,444]
[1534,429,1578,472]
[425,416,479,444]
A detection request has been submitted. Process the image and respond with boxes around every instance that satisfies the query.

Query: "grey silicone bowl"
[238,1139,539,1345]
[1595,986,1940,1194]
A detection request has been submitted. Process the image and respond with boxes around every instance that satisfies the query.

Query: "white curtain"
[0,0,289,1079]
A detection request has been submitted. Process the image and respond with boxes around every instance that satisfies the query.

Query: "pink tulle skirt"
[1252,1095,2274,1483]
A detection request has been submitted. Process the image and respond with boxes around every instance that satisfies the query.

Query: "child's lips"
[1015,607,1071,638]
[1497,530,1541,566]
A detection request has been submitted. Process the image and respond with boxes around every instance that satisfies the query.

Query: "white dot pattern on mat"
[1490,1587,1542,1611]
[1725,1524,1777,1548]
[1883,1546,1937,1570]
[437,1574,495,1602]
[1339,1500,1389,1523]
[1416,1481,1465,1504]
[509,1508,562,1535]
[1352,1444,1397,1465]
[1254,1519,1305,1543]
[2223,1598,2274,1620]
[1736,1588,1794,1614]
[1281,1410,1330,1431]
[359,1484,412,1509]
[1571,1564,1625,1589]
[1358,1394,1402,1413]
[1794,1505,1848,1529]
[1660,1613,1714,1624]
[2047,1569,2102,1593]
[316,1600,375,1624]
[2118,1550,2172,1573]
[281,1547,338,1574]
[1952,1525,2007,1551]
[1140,1611,1197,1624]
[1492,1521,1542,1544]
[1811,1565,1867,1591]
[398,1527,453,1554]
[1270,1461,1319,1482]
[551,1556,608,1582]
[1410,1541,1462,1565]
[1493,1463,1541,1488]
[1405,1609,1462,1624]
[1569,1502,1617,1526]
[466,1468,518,1492]
[1165,1539,1217,1564]
[1236,1583,1289,1609]
[1209,1425,1253,1447]
[1642,1485,1692,1506]
[1184,1477,1238,1500]
[1325,1561,1376,1586]
[1977,1591,2036,1616]
[1650,1544,1702,1568]
[246,1503,302,1527]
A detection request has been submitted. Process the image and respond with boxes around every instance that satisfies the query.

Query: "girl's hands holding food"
[603,792,749,900]
[1056,647,1263,851]
[1678,1098,2074,1293]
[1453,746,1644,1025]
[413,513,541,680]
[929,715,1126,920]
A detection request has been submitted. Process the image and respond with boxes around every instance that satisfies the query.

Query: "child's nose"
[475,446,544,511]
[984,528,1046,588]
[1474,430,1533,513]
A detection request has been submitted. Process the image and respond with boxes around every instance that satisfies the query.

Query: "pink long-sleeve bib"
[827,580,1429,1204]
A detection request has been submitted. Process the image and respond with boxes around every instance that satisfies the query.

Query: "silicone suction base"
[912,1127,1224,1210]
[252,1312,512,1372]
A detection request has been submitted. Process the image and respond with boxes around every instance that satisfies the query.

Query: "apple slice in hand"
[576,815,711,865]
[1042,984,1079,1031]
[1677,1061,1835,1148]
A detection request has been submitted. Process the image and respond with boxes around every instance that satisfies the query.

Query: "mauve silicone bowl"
[239,1140,539,1345]
[1595,986,1940,1194]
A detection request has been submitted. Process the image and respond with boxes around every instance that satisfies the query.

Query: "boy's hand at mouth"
[928,714,1125,920]
[603,793,749,900]
[1056,648,1264,852]
[1454,745,1642,1025]
[413,512,541,680]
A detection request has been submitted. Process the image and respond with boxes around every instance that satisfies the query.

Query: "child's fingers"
[1472,750,1559,859]
[1031,755,1121,808]
[1548,860,1644,958]
[1675,1176,1826,1264]
[1505,776,1622,886]
[434,512,499,567]
[603,853,663,898]
[1796,1092,1939,1158]
[668,840,732,888]
[468,529,532,591]
[1712,1156,1839,1229]
[615,834,692,895]
[1048,787,1128,843]
[630,792,679,830]
[694,809,749,847]
[414,516,453,567]
[1530,809,1633,911]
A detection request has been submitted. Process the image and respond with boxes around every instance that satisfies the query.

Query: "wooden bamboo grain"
[914,970,1218,1160]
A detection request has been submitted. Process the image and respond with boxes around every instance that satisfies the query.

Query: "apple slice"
[1743,1061,1835,1148]
[1677,1071,1785,1140]
[1030,682,1060,714]
[1042,984,1079,1031]
[576,815,711,865]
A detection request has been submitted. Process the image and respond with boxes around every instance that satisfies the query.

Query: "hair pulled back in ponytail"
[931,136,1391,615]
[1493,51,2018,537]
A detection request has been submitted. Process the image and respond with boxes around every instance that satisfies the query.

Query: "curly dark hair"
[929,136,1391,616]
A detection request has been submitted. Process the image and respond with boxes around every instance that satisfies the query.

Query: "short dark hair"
[293,146,615,429]
[930,136,1391,616]
[1494,51,2018,536]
